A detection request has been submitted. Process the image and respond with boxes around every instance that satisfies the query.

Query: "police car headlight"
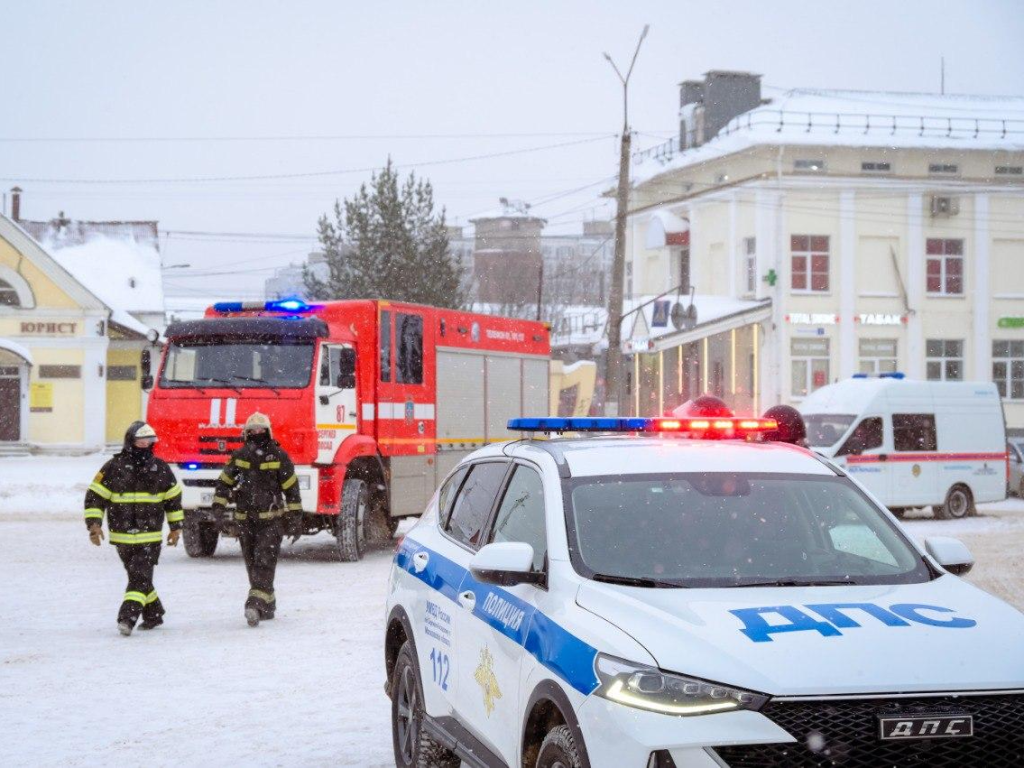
[594,654,768,717]
[298,476,311,491]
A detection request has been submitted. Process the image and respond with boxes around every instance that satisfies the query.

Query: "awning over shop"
[645,210,690,249]
[623,297,772,354]
[0,337,34,366]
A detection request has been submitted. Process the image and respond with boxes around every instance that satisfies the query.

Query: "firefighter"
[84,421,183,636]
[212,412,303,627]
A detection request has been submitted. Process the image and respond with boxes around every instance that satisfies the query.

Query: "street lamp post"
[603,24,649,416]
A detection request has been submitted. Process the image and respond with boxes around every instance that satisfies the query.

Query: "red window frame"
[925,239,964,295]
[791,235,830,292]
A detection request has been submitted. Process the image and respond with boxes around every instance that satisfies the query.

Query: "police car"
[383,416,1024,768]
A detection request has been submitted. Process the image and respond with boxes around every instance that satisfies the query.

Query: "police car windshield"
[159,340,315,389]
[804,414,856,447]
[567,473,931,589]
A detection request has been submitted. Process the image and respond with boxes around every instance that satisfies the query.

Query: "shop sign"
[30,382,53,413]
[786,313,838,325]
[997,317,1024,329]
[623,338,655,353]
[856,314,907,326]
[20,322,78,335]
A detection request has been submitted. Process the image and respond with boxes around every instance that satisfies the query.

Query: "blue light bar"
[212,299,313,314]
[266,299,310,312]
[509,417,651,432]
[853,371,906,380]
[213,301,245,312]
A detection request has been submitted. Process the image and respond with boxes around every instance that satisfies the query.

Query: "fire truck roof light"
[266,299,310,312]
[212,299,313,314]
[507,417,778,435]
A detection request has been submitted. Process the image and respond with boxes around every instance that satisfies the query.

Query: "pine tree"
[303,159,467,308]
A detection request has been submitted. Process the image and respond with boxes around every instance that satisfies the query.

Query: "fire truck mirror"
[337,347,357,390]
[140,349,154,391]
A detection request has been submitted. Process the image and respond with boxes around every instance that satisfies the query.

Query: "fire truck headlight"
[298,476,311,491]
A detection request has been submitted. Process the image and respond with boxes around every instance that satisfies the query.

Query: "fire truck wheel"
[336,478,368,562]
[183,518,219,558]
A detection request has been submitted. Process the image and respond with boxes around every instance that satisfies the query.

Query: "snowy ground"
[2,454,1023,766]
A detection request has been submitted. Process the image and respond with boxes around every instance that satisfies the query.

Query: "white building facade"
[626,86,1024,430]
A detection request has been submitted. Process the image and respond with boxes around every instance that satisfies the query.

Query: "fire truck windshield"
[159,339,315,389]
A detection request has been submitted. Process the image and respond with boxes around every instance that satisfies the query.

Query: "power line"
[0,135,615,185]
[0,131,620,144]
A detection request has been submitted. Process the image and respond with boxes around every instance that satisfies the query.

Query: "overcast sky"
[4,0,1023,299]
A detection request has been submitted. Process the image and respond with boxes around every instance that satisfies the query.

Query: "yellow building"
[0,212,157,453]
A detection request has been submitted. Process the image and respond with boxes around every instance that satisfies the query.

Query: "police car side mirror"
[470,542,545,587]
[924,537,975,576]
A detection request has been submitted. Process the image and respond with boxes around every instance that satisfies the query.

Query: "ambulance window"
[380,310,392,382]
[893,414,937,452]
[836,417,883,456]
[437,466,469,528]
[445,462,508,549]
[396,313,423,385]
[489,465,547,572]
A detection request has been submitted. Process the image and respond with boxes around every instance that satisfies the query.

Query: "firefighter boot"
[245,607,260,627]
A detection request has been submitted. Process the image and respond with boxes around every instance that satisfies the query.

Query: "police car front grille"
[712,694,1024,767]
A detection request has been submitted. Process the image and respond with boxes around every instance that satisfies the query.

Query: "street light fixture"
[603,24,649,416]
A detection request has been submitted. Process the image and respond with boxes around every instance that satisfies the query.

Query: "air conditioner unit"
[930,196,960,217]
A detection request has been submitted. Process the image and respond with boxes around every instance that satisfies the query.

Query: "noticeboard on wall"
[30,382,53,413]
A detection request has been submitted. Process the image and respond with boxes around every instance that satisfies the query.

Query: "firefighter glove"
[88,525,104,546]
[167,529,181,547]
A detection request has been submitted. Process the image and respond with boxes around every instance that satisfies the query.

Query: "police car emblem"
[473,646,502,717]
[878,713,973,740]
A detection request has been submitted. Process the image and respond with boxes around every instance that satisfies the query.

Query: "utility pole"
[603,24,649,416]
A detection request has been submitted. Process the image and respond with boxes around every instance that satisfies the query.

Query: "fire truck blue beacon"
[383,413,1024,768]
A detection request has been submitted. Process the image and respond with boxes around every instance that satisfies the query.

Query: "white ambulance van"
[800,374,1007,519]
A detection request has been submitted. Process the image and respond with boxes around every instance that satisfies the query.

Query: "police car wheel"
[535,724,584,768]
[183,518,218,558]
[935,485,973,520]
[391,641,460,768]
[336,478,368,562]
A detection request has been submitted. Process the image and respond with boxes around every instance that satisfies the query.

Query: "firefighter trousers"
[238,518,282,617]
[115,542,164,626]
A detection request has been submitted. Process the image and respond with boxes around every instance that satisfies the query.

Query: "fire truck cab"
[146,299,550,561]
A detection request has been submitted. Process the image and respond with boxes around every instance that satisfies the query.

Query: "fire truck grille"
[712,694,1024,767]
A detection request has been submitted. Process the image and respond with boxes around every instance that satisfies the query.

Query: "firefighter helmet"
[243,411,273,437]
[762,404,807,445]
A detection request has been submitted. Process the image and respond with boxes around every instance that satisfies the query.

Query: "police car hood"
[576,575,1024,696]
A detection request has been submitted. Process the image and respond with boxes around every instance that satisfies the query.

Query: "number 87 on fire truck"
[144,299,551,561]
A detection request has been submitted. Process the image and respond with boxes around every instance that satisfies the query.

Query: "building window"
[107,366,138,381]
[993,340,1024,400]
[858,339,898,375]
[791,235,830,292]
[926,339,963,381]
[0,279,20,307]
[926,238,964,295]
[743,237,756,294]
[794,159,826,173]
[861,161,892,173]
[38,365,81,379]
[928,163,959,175]
[996,166,1023,176]
[791,338,830,397]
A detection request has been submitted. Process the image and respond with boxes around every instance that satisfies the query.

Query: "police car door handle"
[412,552,429,573]
[458,591,476,611]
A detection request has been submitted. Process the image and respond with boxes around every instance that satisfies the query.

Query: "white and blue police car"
[383,416,1024,768]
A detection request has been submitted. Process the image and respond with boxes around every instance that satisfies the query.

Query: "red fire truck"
[145,299,550,561]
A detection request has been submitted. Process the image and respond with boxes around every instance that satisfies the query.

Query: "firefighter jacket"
[84,451,184,545]
[212,440,303,521]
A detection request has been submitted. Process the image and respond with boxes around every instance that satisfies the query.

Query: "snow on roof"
[0,337,34,365]
[633,88,1024,184]
[470,198,547,223]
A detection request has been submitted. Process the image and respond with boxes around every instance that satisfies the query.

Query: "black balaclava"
[247,430,271,447]
[123,421,155,464]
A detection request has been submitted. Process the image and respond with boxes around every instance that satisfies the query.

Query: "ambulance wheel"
[935,485,973,520]
[336,478,368,562]
[391,641,460,768]
[536,724,585,768]
[183,518,218,558]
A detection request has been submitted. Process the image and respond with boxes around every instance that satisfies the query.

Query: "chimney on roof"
[678,71,762,149]
[10,187,21,222]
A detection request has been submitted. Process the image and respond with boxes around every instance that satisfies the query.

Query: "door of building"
[0,367,21,441]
